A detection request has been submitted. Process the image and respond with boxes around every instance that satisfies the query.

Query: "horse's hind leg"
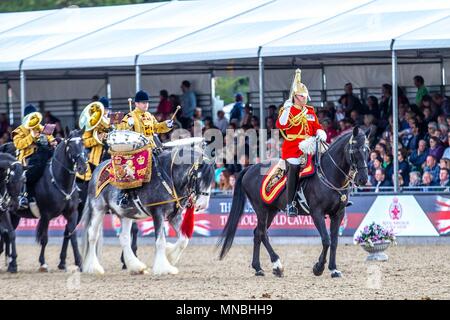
[252,221,265,277]
[152,209,178,276]
[261,211,283,277]
[119,217,147,274]
[166,212,189,266]
[328,211,345,278]
[311,211,330,277]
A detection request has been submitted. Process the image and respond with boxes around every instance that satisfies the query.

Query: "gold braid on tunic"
[279,105,310,141]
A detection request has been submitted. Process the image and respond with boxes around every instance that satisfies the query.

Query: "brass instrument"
[22,111,43,130]
[79,101,111,145]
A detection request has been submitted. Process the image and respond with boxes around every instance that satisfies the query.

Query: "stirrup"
[286,201,298,217]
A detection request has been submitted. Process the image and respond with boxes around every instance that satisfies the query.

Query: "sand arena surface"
[1,243,450,300]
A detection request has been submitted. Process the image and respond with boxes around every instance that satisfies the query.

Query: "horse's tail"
[36,215,49,244]
[218,166,250,260]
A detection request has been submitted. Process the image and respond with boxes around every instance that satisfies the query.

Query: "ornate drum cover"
[107,130,149,152]
[109,145,152,189]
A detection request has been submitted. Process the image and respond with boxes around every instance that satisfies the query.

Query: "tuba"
[22,111,43,130]
[79,101,110,145]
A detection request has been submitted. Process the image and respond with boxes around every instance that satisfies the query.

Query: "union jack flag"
[434,196,450,235]
[136,211,211,237]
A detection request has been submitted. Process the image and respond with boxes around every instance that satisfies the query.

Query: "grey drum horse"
[0,153,24,273]
[219,127,369,278]
[11,129,88,271]
[81,139,214,275]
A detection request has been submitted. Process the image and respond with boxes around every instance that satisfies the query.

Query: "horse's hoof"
[330,270,342,278]
[38,264,49,273]
[272,267,284,278]
[131,269,149,275]
[57,263,66,271]
[313,263,324,276]
[122,264,127,270]
[7,265,17,274]
[255,269,265,276]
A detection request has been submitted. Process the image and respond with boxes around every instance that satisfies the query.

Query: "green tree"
[0,0,166,12]
[215,76,249,105]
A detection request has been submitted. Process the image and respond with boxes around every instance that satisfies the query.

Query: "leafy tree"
[0,0,166,12]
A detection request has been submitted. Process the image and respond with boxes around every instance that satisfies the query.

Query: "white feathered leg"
[119,217,148,274]
[153,214,178,276]
[166,234,189,266]
[82,209,105,274]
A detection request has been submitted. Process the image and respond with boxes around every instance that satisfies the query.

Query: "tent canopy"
[0,0,448,73]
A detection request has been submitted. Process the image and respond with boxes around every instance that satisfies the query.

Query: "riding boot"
[285,162,300,217]
[117,190,129,208]
[18,183,29,210]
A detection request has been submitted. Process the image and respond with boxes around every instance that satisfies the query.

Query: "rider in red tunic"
[276,69,327,216]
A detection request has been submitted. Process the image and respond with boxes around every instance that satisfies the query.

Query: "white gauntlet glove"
[165,119,173,128]
[279,99,292,125]
[316,129,327,142]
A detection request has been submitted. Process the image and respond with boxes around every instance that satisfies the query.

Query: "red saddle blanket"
[260,155,315,204]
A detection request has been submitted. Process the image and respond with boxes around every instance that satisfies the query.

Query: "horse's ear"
[65,126,70,137]
[352,126,359,137]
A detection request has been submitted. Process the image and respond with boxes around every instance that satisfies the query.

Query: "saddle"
[260,155,315,208]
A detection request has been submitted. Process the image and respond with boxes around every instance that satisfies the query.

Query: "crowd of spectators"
[2,75,450,194]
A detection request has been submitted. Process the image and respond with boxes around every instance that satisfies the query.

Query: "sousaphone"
[79,101,110,145]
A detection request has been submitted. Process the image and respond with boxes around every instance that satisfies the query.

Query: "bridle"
[317,134,369,200]
[50,136,87,201]
[0,161,21,212]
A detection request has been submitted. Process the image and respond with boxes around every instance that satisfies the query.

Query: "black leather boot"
[117,190,129,208]
[285,162,300,217]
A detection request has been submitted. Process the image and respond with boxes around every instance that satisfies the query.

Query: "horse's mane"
[0,153,17,170]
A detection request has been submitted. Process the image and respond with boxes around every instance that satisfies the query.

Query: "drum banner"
[109,145,152,189]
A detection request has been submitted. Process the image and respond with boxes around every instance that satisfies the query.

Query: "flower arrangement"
[354,222,396,247]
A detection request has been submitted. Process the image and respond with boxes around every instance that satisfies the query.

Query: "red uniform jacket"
[276,104,322,159]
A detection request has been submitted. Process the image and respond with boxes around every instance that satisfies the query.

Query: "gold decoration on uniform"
[22,112,43,130]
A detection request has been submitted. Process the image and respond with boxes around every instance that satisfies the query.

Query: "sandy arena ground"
[1,242,450,300]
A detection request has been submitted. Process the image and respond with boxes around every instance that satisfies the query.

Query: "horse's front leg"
[328,210,345,278]
[311,210,330,276]
[119,217,147,274]
[152,209,178,275]
[166,211,189,266]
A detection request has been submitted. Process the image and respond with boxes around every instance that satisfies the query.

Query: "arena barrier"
[15,194,450,238]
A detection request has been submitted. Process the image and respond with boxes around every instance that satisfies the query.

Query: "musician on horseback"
[276,69,327,217]
[116,90,174,207]
[12,104,57,210]
[77,97,111,182]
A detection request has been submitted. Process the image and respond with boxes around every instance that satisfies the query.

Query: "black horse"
[81,141,214,275]
[219,127,369,278]
[0,153,24,273]
[10,129,88,271]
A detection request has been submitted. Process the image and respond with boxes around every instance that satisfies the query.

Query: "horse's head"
[189,140,215,211]
[348,126,370,186]
[64,129,88,175]
[0,154,24,211]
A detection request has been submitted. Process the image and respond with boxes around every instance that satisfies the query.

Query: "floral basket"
[355,222,396,261]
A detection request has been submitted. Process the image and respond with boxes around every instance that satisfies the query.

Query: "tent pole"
[6,81,13,126]
[135,64,141,92]
[321,64,327,107]
[258,46,265,162]
[441,58,446,95]
[106,74,112,109]
[391,44,399,193]
[20,62,26,119]
[210,70,216,121]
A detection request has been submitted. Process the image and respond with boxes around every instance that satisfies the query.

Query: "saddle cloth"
[95,147,153,196]
[260,155,315,204]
